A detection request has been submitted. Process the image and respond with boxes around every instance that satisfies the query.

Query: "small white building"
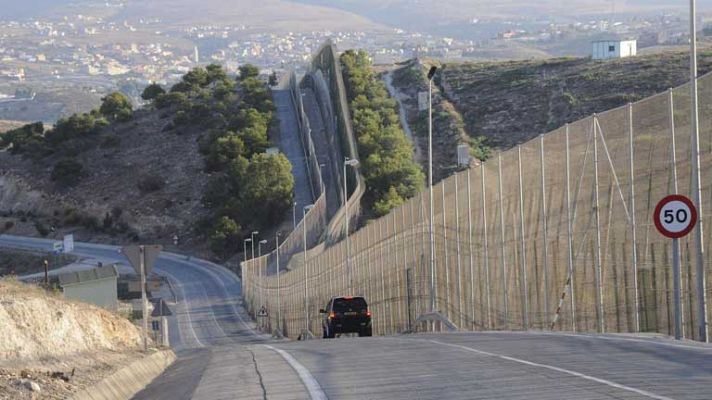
[59,265,119,311]
[592,39,637,60]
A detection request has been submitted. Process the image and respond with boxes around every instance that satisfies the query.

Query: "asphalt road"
[273,89,315,226]
[2,235,712,399]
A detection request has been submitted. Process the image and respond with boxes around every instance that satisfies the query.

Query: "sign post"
[122,245,163,351]
[654,194,697,340]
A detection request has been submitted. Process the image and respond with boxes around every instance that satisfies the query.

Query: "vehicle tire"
[322,328,328,339]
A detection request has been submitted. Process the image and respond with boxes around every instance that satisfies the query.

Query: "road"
[2,234,712,399]
[273,89,315,226]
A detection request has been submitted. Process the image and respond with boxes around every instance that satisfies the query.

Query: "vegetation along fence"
[243,69,712,342]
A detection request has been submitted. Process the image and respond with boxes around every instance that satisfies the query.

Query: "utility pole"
[689,0,708,343]
[427,65,437,317]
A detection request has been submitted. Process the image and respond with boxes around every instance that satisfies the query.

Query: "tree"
[240,153,294,226]
[206,134,245,172]
[209,216,241,257]
[141,83,165,101]
[238,64,260,81]
[51,158,86,187]
[155,92,189,110]
[0,122,45,155]
[206,64,228,84]
[100,92,133,121]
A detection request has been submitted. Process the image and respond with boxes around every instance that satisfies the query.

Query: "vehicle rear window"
[333,297,367,312]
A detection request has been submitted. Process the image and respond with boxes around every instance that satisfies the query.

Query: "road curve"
[3,235,712,399]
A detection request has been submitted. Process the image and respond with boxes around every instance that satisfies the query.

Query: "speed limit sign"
[654,194,697,239]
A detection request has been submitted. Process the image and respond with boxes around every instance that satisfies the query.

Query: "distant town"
[0,3,709,123]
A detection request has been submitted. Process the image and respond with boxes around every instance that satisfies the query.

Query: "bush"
[34,220,50,237]
[154,92,189,110]
[137,175,166,193]
[51,158,86,187]
[209,216,241,257]
[2,220,14,232]
[0,122,45,155]
[141,83,166,101]
[100,92,133,121]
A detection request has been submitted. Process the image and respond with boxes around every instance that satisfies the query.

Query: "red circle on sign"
[653,194,697,239]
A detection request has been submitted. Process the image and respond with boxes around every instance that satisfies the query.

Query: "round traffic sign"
[653,195,697,239]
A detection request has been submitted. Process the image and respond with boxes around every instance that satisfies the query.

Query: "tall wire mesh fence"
[244,72,712,341]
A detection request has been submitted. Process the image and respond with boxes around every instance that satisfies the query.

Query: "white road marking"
[263,345,328,400]
[554,332,712,352]
[158,270,204,348]
[427,339,674,400]
[173,256,263,339]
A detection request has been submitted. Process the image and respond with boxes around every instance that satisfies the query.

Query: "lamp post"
[250,231,259,261]
[344,157,360,291]
[293,202,297,230]
[276,231,282,337]
[258,239,268,319]
[244,237,252,310]
[427,65,437,317]
[303,204,314,339]
[689,0,708,343]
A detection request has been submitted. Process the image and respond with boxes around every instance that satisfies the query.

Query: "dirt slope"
[0,279,142,361]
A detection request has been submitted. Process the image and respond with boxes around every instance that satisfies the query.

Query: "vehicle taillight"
[365,310,371,317]
[328,312,336,319]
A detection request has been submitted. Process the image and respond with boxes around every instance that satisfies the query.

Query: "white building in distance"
[592,39,637,60]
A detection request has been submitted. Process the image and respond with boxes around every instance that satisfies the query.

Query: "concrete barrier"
[70,350,176,400]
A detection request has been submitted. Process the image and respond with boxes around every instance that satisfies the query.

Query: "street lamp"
[275,231,282,337]
[250,231,259,260]
[293,202,297,230]
[258,239,268,257]
[689,0,708,343]
[427,65,437,317]
[344,157,360,291]
[303,204,314,339]
[258,239,268,314]
[244,237,252,309]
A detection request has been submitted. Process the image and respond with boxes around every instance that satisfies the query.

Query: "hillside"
[0,279,144,397]
[0,64,294,260]
[436,49,712,148]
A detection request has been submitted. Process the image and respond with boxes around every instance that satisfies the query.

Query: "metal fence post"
[466,168,476,329]
[454,172,464,328]
[517,146,530,329]
[628,103,641,333]
[669,88,684,340]
[441,181,450,319]
[498,153,509,328]
[481,163,492,329]
[393,211,403,331]
[565,124,577,332]
[540,135,550,326]
[379,220,387,334]
[593,115,605,333]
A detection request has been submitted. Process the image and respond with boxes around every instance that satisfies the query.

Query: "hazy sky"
[2,0,712,22]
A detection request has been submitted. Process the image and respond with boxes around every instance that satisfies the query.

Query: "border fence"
[244,69,712,341]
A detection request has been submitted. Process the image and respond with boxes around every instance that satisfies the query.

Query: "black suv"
[320,296,372,338]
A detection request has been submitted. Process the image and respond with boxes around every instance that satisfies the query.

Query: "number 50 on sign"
[654,194,697,239]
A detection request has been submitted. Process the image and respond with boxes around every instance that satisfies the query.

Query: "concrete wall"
[70,350,176,400]
[63,277,118,311]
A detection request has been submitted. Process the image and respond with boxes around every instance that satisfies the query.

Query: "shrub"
[137,174,166,193]
[100,92,133,121]
[141,83,166,101]
[34,221,50,237]
[51,158,86,187]
[154,92,189,110]
[209,216,241,257]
